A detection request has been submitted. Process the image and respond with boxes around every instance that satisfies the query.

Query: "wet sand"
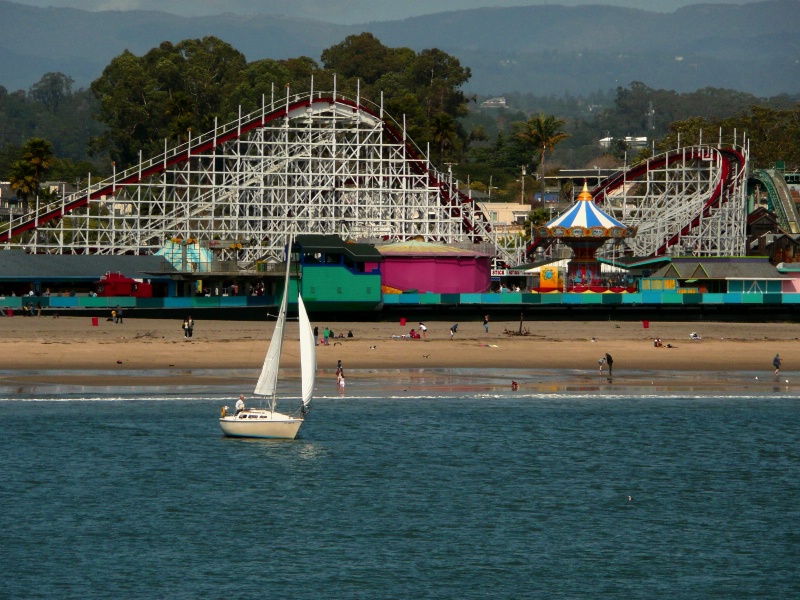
[0,315,798,392]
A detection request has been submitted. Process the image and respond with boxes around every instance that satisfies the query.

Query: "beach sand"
[0,314,798,393]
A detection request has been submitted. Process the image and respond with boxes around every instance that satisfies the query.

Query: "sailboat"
[219,237,315,439]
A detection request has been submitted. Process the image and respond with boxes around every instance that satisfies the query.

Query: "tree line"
[1,34,799,210]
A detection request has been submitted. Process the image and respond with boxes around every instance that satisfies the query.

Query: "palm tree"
[431,112,459,166]
[517,114,570,203]
[22,138,55,202]
[8,160,37,214]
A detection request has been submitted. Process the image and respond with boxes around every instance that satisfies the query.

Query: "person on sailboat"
[235,394,245,415]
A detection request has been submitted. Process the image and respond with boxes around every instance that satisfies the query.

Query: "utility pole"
[444,162,457,194]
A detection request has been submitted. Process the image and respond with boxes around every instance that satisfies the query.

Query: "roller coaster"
[0,83,751,266]
[591,142,749,258]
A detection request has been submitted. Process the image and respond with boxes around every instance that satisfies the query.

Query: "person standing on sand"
[605,353,614,376]
[450,323,458,340]
[418,323,427,338]
[483,314,489,333]
[774,353,782,376]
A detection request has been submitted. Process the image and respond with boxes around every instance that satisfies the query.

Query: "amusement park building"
[643,257,788,295]
[3,86,799,317]
[0,251,175,311]
[377,240,492,294]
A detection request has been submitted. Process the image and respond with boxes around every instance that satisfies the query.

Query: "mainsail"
[254,239,292,398]
[298,294,316,408]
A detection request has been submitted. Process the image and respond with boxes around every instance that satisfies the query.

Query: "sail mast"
[253,234,293,410]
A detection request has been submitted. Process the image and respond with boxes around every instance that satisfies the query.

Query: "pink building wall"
[782,275,800,292]
[381,257,491,293]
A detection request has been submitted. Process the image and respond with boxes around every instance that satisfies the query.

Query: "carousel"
[535,182,637,292]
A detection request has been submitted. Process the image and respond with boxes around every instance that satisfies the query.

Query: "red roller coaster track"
[0,97,490,245]
[529,146,746,258]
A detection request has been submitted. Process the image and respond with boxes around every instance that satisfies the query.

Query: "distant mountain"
[1,0,798,96]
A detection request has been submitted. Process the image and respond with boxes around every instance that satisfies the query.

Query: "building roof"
[748,232,800,250]
[600,255,670,269]
[648,257,787,280]
[747,206,781,227]
[778,262,800,273]
[376,240,492,258]
[0,250,177,281]
[295,234,383,262]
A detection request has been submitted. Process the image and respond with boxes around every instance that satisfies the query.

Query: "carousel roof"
[536,181,635,240]
[547,183,626,230]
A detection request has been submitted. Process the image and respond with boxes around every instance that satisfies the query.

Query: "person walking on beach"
[774,353,782,376]
[605,353,614,376]
[418,322,427,338]
[483,314,489,333]
[323,326,330,346]
[338,374,346,395]
[450,323,459,340]
[187,315,194,338]
[314,326,319,346]
[182,317,190,340]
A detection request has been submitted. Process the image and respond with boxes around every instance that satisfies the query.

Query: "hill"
[1,0,798,95]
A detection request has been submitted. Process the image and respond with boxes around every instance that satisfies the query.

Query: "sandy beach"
[0,314,798,393]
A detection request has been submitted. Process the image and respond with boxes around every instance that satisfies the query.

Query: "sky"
[12,0,742,24]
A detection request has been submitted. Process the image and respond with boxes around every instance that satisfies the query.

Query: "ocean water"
[2,380,800,598]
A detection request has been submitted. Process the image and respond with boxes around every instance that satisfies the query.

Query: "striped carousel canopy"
[547,182,626,230]
[536,181,634,240]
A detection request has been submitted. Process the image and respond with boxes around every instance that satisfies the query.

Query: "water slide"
[751,169,800,234]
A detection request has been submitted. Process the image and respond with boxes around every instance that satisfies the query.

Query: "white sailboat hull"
[219,409,303,439]
[218,234,313,440]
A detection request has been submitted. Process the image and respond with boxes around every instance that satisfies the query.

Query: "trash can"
[400,317,406,326]
[642,320,649,329]
[92,317,99,326]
